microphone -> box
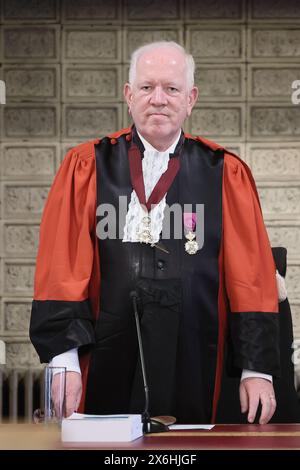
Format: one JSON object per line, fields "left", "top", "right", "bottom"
{"left": 130, "top": 290, "right": 170, "bottom": 433}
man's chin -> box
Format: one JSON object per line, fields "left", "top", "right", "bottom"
{"left": 148, "top": 119, "right": 171, "bottom": 130}
{"left": 147, "top": 125, "right": 171, "bottom": 139}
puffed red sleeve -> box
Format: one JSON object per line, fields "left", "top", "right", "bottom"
{"left": 222, "top": 153, "right": 280, "bottom": 376}
{"left": 30, "top": 144, "right": 98, "bottom": 363}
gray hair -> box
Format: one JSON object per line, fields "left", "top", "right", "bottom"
{"left": 128, "top": 41, "right": 195, "bottom": 90}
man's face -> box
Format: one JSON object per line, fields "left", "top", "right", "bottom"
{"left": 124, "top": 47, "right": 198, "bottom": 148}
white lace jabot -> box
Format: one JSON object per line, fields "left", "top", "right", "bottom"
{"left": 123, "top": 130, "right": 181, "bottom": 244}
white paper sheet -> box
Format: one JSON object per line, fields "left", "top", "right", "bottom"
{"left": 68, "top": 412, "right": 133, "bottom": 420}
{"left": 169, "top": 424, "right": 215, "bottom": 430}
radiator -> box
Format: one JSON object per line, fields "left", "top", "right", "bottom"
{"left": 0, "top": 368, "right": 44, "bottom": 422}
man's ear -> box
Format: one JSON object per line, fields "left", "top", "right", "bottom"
{"left": 124, "top": 83, "right": 133, "bottom": 108}
{"left": 187, "top": 86, "right": 199, "bottom": 117}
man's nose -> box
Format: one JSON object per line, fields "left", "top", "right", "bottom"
{"left": 150, "top": 86, "right": 167, "bottom": 105}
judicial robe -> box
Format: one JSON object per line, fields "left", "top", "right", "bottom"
{"left": 30, "top": 126, "right": 281, "bottom": 424}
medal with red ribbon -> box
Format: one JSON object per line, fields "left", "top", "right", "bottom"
{"left": 183, "top": 213, "right": 199, "bottom": 255}
{"left": 128, "top": 134, "right": 184, "bottom": 247}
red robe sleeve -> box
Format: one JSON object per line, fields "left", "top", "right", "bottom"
{"left": 30, "top": 142, "right": 99, "bottom": 363}
{"left": 222, "top": 153, "right": 280, "bottom": 376}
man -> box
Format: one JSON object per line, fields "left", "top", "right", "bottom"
{"left": 30, "top": 41, "right": 280, "bottom": 425}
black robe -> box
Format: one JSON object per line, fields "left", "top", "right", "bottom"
{"left": 30, "top": 126, "right": 297, "bottom": 424}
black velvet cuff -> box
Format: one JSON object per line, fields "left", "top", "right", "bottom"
{"left": 30, "top": 299, "right": 96, "bottom": 363}
{"left": 229, "top": 311, "right": 280, "bottom": 377}
{"left": 272, "top": 247, "right": 287, "bottom": 278}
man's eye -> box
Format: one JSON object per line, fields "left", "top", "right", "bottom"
{"left": 168, "top": 87, "right": 178, "bottom": 93}
{"left": 141, "top": 86, "right": 151, "bottom": 91}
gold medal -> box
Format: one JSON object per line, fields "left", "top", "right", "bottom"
{"left": 137, "top": 215, "right": 153, "bottom": 244}
{"left": 138, "top": 229, "right": 153, "bottom": 244}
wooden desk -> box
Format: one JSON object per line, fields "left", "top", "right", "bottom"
{"left": 1, "top": 423, "right": 300, "bottom": 450}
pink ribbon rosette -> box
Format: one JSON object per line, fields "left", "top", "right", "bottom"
{"left": 183, "top": 212, "right": 197, "bottom": 232}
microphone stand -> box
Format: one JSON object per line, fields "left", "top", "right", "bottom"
{"left": 130, "top": 291, "right": 169, "bottom": 434}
